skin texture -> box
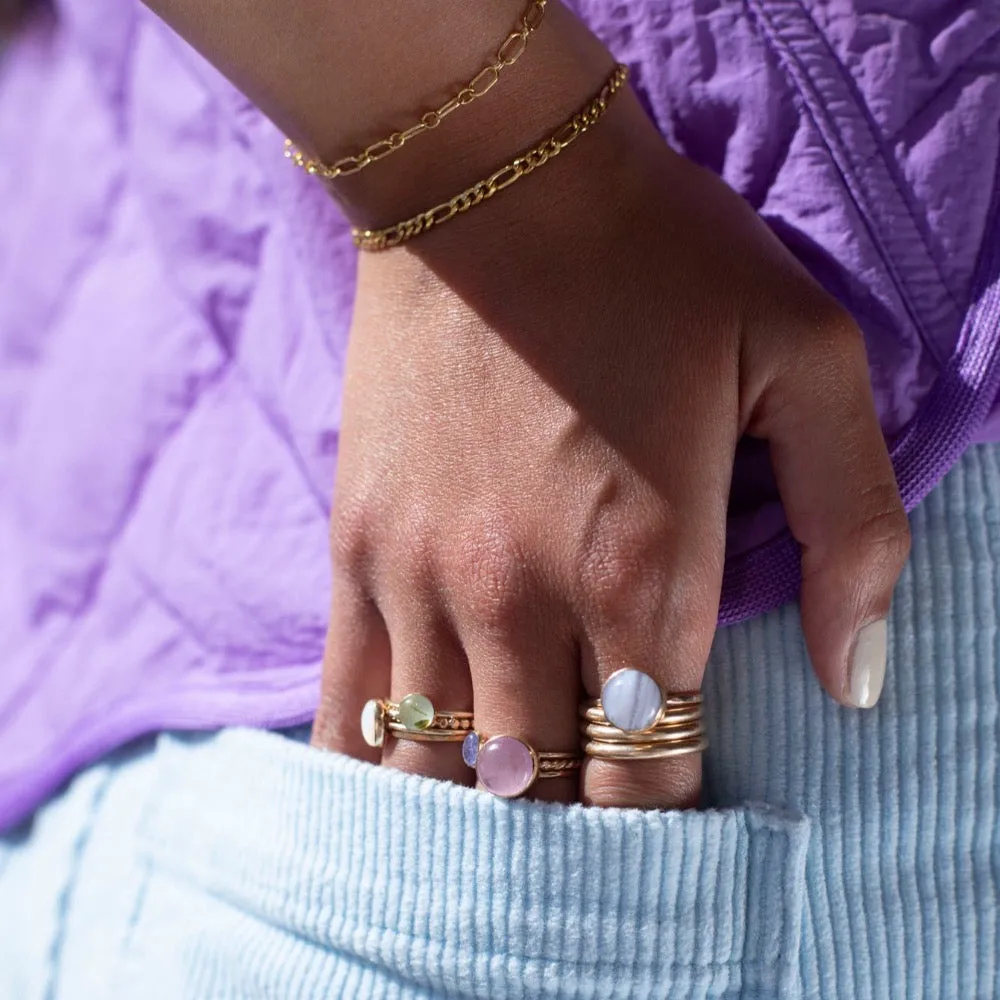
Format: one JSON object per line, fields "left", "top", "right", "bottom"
{"left": 310, "top": 84, "right": 911, "bottom": 810}
{"left": 142, "top": 0, "right": 911, "bottom": 809}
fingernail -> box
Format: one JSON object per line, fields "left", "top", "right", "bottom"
{"left": 845, "top": 618, "right": 888, "bottom": 708}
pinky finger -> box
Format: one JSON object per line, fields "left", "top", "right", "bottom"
{"left": 311, "top": 575, "right": 392, "bottom": 763}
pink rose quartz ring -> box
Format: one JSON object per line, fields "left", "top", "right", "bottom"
{"left": 463, "top": 732, "right": 580, "bottom": 799}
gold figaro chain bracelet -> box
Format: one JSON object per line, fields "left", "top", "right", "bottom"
{"left": 284, "top": 0, "right": 547, "bottom": 180}
{"left": 353, "top": 63, "right": 629, "bottom": 251}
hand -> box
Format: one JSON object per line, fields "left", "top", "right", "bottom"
{"left": 311, "top": 82, "right": 910, "bottom": 809}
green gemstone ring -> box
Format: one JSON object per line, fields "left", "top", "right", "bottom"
{"left": 360, "top": 695, "right": 474, "bottom": 746}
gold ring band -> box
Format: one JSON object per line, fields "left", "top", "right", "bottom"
{"left": 535, "top": 751, "right": 583, "bottom": 779}
{"left": 385, "top": 699, "right": 473, "bottom": 742}
{"left": 385, "top": 721, "right": 471, "bottom": 743}
{"left": 583, "top": 736, "right": 708, "bottom": 761}
{"left": 579, "top": 703, "right": 703, "bottom": 727}
{"left": 580, "top": 721, "right": 703, "bottom": 744}
{"left": 361, "top": 696, "right": 473, "bottom": 749}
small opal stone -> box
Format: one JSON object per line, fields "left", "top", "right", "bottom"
{"left": 601, "top": 669, "right": 663, "bottom": 732}
{"left": 462, "top": 731, "right": 480, "bottom": 768}
{"left": 476, "top": 736, "right": 536, "bottom": 798}
{"left": 398, "top": 693, "right": 435, "bottom": 731}
{"left": 360, "top": 699, "right": 385, "bottom": 748}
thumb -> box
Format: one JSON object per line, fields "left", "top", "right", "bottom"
{"left": 749, "top": 312, "right": 911, "bottom": 709}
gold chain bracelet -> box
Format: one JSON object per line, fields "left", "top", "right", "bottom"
{"left": 353, "top": 63, "right": 628, "bottom": 251}
{"left": 284, "top": 0, "right": 547, "bottom": 181}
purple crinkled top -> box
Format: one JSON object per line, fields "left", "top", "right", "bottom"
{"left": 0, "top": 0, "right": 999, "bottom": 829}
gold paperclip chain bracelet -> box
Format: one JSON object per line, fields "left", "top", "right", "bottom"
{"left": 284, "top": 0, "right": 547, "bottom": 180}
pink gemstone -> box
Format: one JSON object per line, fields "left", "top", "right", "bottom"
{"left": 476, "top": 736, "right": 536, "bottom": 798}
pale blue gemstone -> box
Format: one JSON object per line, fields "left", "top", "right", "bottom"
{"left": 462, "top": 731, "right": 480, "bottom": 768}
{"left": 601, "top": 669, "right": 662, "bottom": 732}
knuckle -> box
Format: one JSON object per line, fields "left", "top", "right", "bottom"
{"left": 819, "top": 302, "right": 865, "bottom": 344}
{"left": 847, "top": 490, "right": 912, "bottom": 574}
{"left": 818, "top": 311, "right": 871, "bottom": 375}
{"left": 784, "top": 297, "right": 868, "bottom": 378}
{"left": 578, "top": 526, "right": 664, "bottom": 622}
{"left": 449, "top": 517, "right": 531, "bottom": 632}
{"left": 799, "top": 293, "right": 863, "bottom": 346}
{"left": 329, "top": 496, "right": 373, "bottom": 576}
{"left": 389, "top": 504, "right": 436, "bottom": 566}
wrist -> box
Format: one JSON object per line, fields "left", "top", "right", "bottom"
{"left": 354, "top": 81, "right": 678, "bottom": 330}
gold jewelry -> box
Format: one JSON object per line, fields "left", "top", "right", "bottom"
{"left": 589, "top": 667, "right": 703, "bottom": 733}
{"left": 579, "top": 701, "right": 703, "bottom": 728}
{"left": 285, "top": 0, "right": 548, "bottom": 181}
{"left": 535, "top": 752, "right": 582, "bottom": 779}
{"left": 581, "top": 721, "right": 703, "bottom": 744}
{"left": 352, "top": 63, "right": 629, "bottom": 251}
{"left": 462, "top": 731, "right": 580, "bottom": 797}
{"left": 582, "top": 737, "right": 708, "bottom": 761}
{"left": 580, "top": 689, "right": 707, "bottom": 762}
{"left": 360, "top": 696, "right": 473, "bottom": 748}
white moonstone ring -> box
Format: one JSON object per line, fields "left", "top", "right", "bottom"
{"left": 599, "top": 668, "right": 665, "bottom": 732}
{"left": 580, "top": 671, "right": 706, "bottom": 761}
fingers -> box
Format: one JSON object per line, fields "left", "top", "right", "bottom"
{"left": 576, "top": 482, "right": 728, "bottom": 809}
{"left": 380, "top": 604, "right": 474, "bottom": 787}
{"left": 463, "top": 636, "right": 581, "bottom": 804}
{"left": 751, "top": 310, "right": 911, "bottom": 708}
{"left": 444, "top": 529, "right": 581, "bottom": 804}
{"left": 578, "top": 558, "right": 719, "bottom": 810}
{"left": 314, "top": 503, "right": 473, "bottom": 783}
{"left": 311, "top": 574, "right": 391, "bottom": 764}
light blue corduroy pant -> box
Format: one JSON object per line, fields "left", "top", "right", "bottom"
{"left": 1, "top": 445, "right": 998, "bottom": 1000}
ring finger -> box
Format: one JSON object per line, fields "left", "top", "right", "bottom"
{"left": 379, "top": 592, "right": 475, "bottom": 787}
{"left": 457, "top": 598, "right": 581, "bottom": 804}
{"left": 577, "top": 528, "right": 723, "bottom": 810}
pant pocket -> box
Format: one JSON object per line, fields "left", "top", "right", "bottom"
{"left": 125, "top": 729, "right": 811, "bottom": 1000}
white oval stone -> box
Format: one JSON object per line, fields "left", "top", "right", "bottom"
{"left": 360, "top": 699, "right": 385, "bottom": 748}
{"left": 601, "top": 669, "right": 663, "bottom": 732}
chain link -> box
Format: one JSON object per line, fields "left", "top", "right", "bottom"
{"left": 352, "top": 64, "right": 629, "bottom": 252}
{"left": 284, "top": 0, "right": 547, "bottom": 181}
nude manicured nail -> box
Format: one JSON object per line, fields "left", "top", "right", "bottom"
{"left": 845, "top": 619, "right": 888, "bottom": 708}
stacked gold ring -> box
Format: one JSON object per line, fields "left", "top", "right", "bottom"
{"left": 579, "top": 700, "right": 703, "bottom": 728}
{"left": 580, "top": 670, "right": 707, "bottom": 761}
{"left": 581, "top": 735, "right": 708, "bottom": 761}
{"left": 360, "top": 695, "right": 473, "bottom": 749}
{"left": 582, "top": 721, "right": 703, "bottom": 744}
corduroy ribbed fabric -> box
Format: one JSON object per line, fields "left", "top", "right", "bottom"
{"left": 0, "top": 734, "right": 810, "bottom": 1000}
{"left": 1, "top": 444, "right": 998, "bottom": 1000}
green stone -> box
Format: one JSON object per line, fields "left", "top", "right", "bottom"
{"left": 398, "top": 693, "right": 435, "bottom": 731}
